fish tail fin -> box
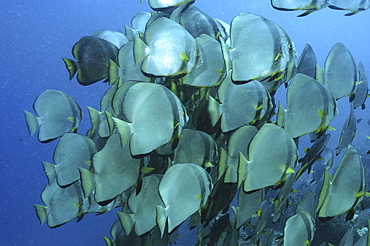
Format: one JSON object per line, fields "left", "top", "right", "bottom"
{"left": 133, "top": 35, "right": 147, "bottom": 65}
{"left": 34, "top": 204, "right": 48, "bottom": 225}
{"left": 108, "top": 59, "right": 120, "bottom": 85}
{"left": 232, "top": 206, "right": 245, "bottom": 229}
{"left": 23, "top": 110, "right": 40, "bottom": 137}
{"left": 156, "top": 205, "right": 168, "bottom": 237}
{"left": 225, "top": 165, "right": 237, "bottom": 185}
{"left": 41, "top": 161, "right": 56, "bottom": 185}
{"left": 208, "top": 95, "right": 221, "bottom": 127}
{"left": 316, "top": 170, "right": 331, "bottom": 214}
{"left": 112, "top": 117, "right": 132, "bottom": 148}
{"left": 277, "top": 101, "right": 285, "bottom": 127}
{"left": 105, "top": 111, "right": 115, "bottom": 136}
{"left": 317, "top": 109, "right": 328, "bottom": 133}
{"left": 315, "top": 64, "right": 325, "bottom": 83}
{"left": 62, "top": 57, "right": 78, "bottom": 80}
{"left": 79, "top": 167, "right": 96, "bottom": 198}
{"left": 103, "top": 236, "right": 113, "bottom": 246}
{"left": 217, "top": 147, "right": 228, "bottom": 180}
{"left": 117, "top": 211, "right": 135, "bottom": 236}
{"left": 237, "top": 152, "right": 248, "bottom": 188}
{"left": 219, "top": 36, "right": 231, "bottom": 72}
{"left": 124, "top": 25, "right": 134, "bottom": 40}
{"left": 87, "top": 106, "right": 101, "bottom": 135}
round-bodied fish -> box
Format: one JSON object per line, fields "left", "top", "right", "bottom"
{"left": 156, "top": 163, "right": 213, "bottom": 235}
{"left": 62, "top": 36, "right": 118, "bottom": 85}
{"left": 134, "top": 17, "right": 199, "bottom": 77}
{"left": 113, "top": 82, "right": 188, "bottom": 156}
{"left": 324, "top": 42, "right": 357, "bottom": 100}
{"left": 208, "top": 76, "right": 272, "bottom": 132}
{"left": 23, "top": 89, "right": 82, "bottom": 142}
{"left": 229, "top": 12, "right": 297, "bottom": 83}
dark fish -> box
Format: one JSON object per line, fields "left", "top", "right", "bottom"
{"left": 296, "top": 44, "right": 325, "bottom": 82}
{"left": 62, "top": 36, "right": 118, "bottom": 86}
{"left": 295, "top": 134, "right": 330, "bottom": 181}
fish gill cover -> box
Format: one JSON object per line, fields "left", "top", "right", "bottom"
{"left": 23, "top": 0, "right": 370, "bottom": 245}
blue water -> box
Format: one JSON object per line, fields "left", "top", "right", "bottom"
{"left": 1, "top": 1, "right": 369, "bottom": 245}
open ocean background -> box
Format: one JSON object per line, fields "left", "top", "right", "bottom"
{"left": 1, "top": 1, "right": 369, "bottom": 245}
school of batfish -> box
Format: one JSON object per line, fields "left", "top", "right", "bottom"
{"left": 24, "top": 0, "right": 370, "bottom": 245}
